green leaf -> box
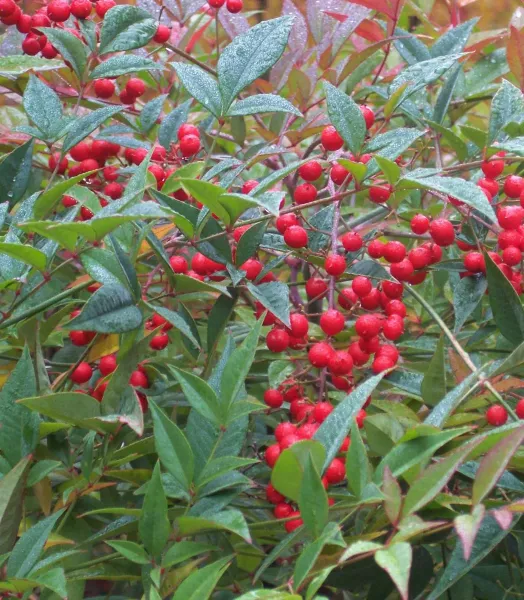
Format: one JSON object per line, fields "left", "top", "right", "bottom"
{"left": 139, "top": 95, "right": 166, "bottom": 134}
{"left": 107, "top": 540, "right": 150, "bottom": 565}
{"left": 420, "top": 336, "right": 446, "bottom": 407}
{"left": 171, "top": 63, "right": 222, "bottom": 117}
{"left": 324, "top": 82, "right": 366, "bottom": 154}
{"left": 67, "top": 283, "right": 142, "bottom": 334}
{"left": 308, "top": 204, "right": 334, "bottom": 252}
{"left": 271, "top": 440, "right": 326, "bottom": 502}
{"left": 146, "top": 304, "right": 200, "bottom": 348}
{"left": 27, "top": 460, "right": 61, "bottom": 487}
{"left": 298, "top": 454, "right": 328, "bottom": 537}
{"left": 484, "top": 252, "right": 524, "bottom": 346}
{"left": 179, "top": 179, "right": 231, "bottom": 224}
{"left": 314, "top": 373, "right": 385, "bottom": 470}
{"left": 383, "top": 467, "right": 402, "bottom": 525}
{"left": 0, "top": 347, "right": 39, "bottom": 467}
{"left": 170, "top": 367, "right": 222, "bottom": 425}
{"left": 431, "top": 19, "right": 477, "bottom": 57}
{"left": 453, "top": 275, "right": 487, "bottom": 332}
{"left": 492, "top": 339, "right": 524, "bottom": 376}
{"left": 81, "top": 247, "right": 133, "bottom": 290}
{"left": 99, "top": 5, "right": 156, "bottom": 54}
{"left": 237, "top": 592, "right": 301, "bottom": 600}
{"left": 346, "top": 421, "right": 371, "bottom": 498}
{"left": 149, "top": 399, "right": 194, "bottom": 492}
{"left": 400, "top": 170, "right": 496, "bottom": 221}
{"left": 375, "top": 543, "right": 412, "bottom": 600}
{"left": 33, "top": 170, "right": 99, "bottom": 219}
{"left": 374, "top": 155, "right": 401, "bottom": 185}
{"left": 217, "top": 16, "right": 293, "bottom": 109}
{"left": 33, "top": 567, "right": 67, "bottom": 598}
{"left": 227, "top": 94, "right": 302, "bottom": 117}
{"left": 22, "top": 75, "right": 63, "bottom": 139}
{"left": 221, "top": 316, "right": 263, "bottom": 416}
{"left": 393, "top": 27, "right": 431, "bottom": 64}
{"left": 293, "top": 522, "right": 341, "bottom": 590}
{"left": 246, "top": 281, "right": 290, "bottom": 327}
{"left": 426, "top": 514, "right": 517, "bottom": 600}
{"left": 162, "top": 541, "right": 217, "bottom": 568}
{"left": 63, "top": 105, "right": 123, "bottom": 153}
{"left": 389, "top": 54, "right": 462, "bottom": 106}
{"left": 139, "top": 462, "right": 170, "bottom": 558}
{"left": 90, "top": 55, "right": 163, "bottom": 79}
{"left": 454, "top": 504, "right": 485, "bottom": 562}
{"left": 433, "top": 64, "right": 462, "bottom": 124}
{"left": 402, "top": 443, "right": 477, "bottom": 517}
{"left": 7, "top": 509, "right": 64, "bottom": 578}
{"left": 172, "top": 557, "right": 231, "bottom": 600}
{"left": 178, "top": 510, "right": 250, "bottom": 542}
{"left": 364, "top": 128, "right": 424, "bottom": 175}
{"left": 427, "top": 120, "right": 468, "bottom": 162}
{"left": 0, "top": 243, "right": 45, "bottom": 271}
{"left": 472, "top": 427, "right": 524, "bottom": 505}
{"left": 0, "top": 55, "right": 65, "bottom": 75}
{"left": 235, "top": 221, "right": 267, "bottom": 266}
{"left": 196, "top": 456, "right": 257, "bottom": 488}
{"left": 207, "top": 293, "right": 237, "bottom": 355}
{"left": 488, "top": 79, "right": 524, "bottom": 144}
{"left": 0, "top": 457, "right": 31, "bottom": 554}
{"left": 0, "top": 139, "right": 34, "bottom": 207}
{"left": 38, "top": 28, "right": 88, "bottom": 79}
{"left": 158, "top": 99, "right": 191, "bottom": 150}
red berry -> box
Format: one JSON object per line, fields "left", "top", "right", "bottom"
{"left": 340, "top": 231, "right": 363, "bottom": 252}
{"left": 352, "top": 275, "right": 372, "bottom": 298}
{"left": 299, "top": 161, "right": 322, "bottom": 182}
{"left": 69, "top": 330, "right": 95, "bottom": 346}
{"left": 429, "top": 219, "right": 455, "bottom": 246}
{"left": 266, "top": 483, "right": 284, "bottom": 504}
{"left": 80, "top": 206, "right": 94, "bottom": 221}
{"left": 22, "top": 34, "right": 43, "bottom": 55}
{"left": 297, "top": 422, "right": 318, "bottom": 439}
{"left": 324, "top": 254, "right": 346, "bottom": 277}
{"left": 241, "top": 179, "right": 258, "bottom": 194}
{"left": 94, "top": 78, "right": 115, "bottom": 99}
{"left": 383, "top": 241, "right": 406, "bottom": 264}
{"left": 275, "top": 422, "right": 296, "bottom": 442}
{"left": 265, "top": 444, "right": 281, "bottom": 467}
{"left": 126, "top": 78, "right": 145, "bottom": 97}
{"left": 30, "top": 13, "right": 50, "bottom": 30}
{"left": 99, "top": 354, "right": 117, "bottom": 376}
{"left": 41, "top": 43, "right": 58, "bottom": 59}
{"left": 504, "top": 175, "right": 524, "bottom": 198}
{"left": 325, "top": 458, "right": 345, "bottom": 484}
{"left": 285, "top": 511, "right": 303, "bottom": 533}
{"left": 369, "top": 184, "right": 392, "bottom": 204}
{"left": 264, "top": 389, "right": 284, "bottom": 409}
{"left": 497, "top": 206, "right": 524, "bottom": 230}
{"left": 305, "top": 277, "right": 328, "bottom": 298}
{"left": 463, "top": 252, "right": 485, "bottom": 273}
{"left": 178, "top": 123, "right": 199, "bottom": 139}
{"left": 104, "top": 182, "right": 123, "bottom": 199}
{"left": 516, "top": 398, "right": 524, "bottom": 419}
{"left": 383, "top": 316, "right": 404, "bottom": 341}
{"left": 274, "top": 502, "right": 293, "bottom": 519}
{"left": 0, "top": 0, "right": 16, "bottom": 17}
{"left": 348, "top": 341, "right": 370, "bottom": 366}
{"left": 62, "top": 195, "right": 77, "bottom": 208}
{"left": 47, "top": 0, "right": 70, "bottom": 21}
{"left": 209, "top": 0, "right": 226, "bottom": 6}
{"left": 294, "top": 183, "right": 317, "bottom": 205}
{"left": 328, "top": 351, "right": 353, "bottom": 376}
{"left": 421, "top": 242, "right": 442, "bottom": 264}
{"left": 17, "top": 13, "right": 32, "bottom": 33}
{"left": 368, "top": 239, "right": 385, "bottom": 258}
{"left": 356, "top": 409, "right": 367, "bottom": 428}
{"left": 70, "top": 0, "right": 92, "bottom": 18}
{"left": 48, "top": 153, "right": 68, "bottom": 174}
{"left": 313, "top": 402, "right": 333, "bottom": 423}
{"left": 486, "top": 404, "right": 508, "bottom": 426}
{"left": 478, "top": 177, "right": 499, "bottom": 196}
{"left": 408, "top": 246, "right": 431, "bottom": 270}
{"left": 276, "top": 213, "right": 298, "bottom": 234}
{"left": 321, "top": 125, "right": 344, "bottom": 151}
{"left": 320, "top": 309, "right": 345, "bottom": 336}
{"left": 266, "top": 329, "right": 290, "bottom": 353}
{"left": 390, "top": 259, "right": 414, "bottom": 281}
{"left": 226, "top": 0, "right": 242, "bottom": 11}
{"left": 372, "top": 355, "right": 395, "bottom": 373}
{"left": 330, "top": 163, "right": 351, "bottom": 185}
{"left": 308, "top": 342, "right": 335, "bottom": 368}
{"left": 289, "top": 313, "right": 309, "bottom": 338}
{"left": 280, "top": 433, "right": 300, "bottom": 450}
{"left": 502, "top": 246, "right": 522, "bottom": 266}
{"left": 498, "top": 230, "right": 522, "bottom": 250}
{"left": 359, "top": 105, "right": 375, "bottom": 129}
{"left": 410, "top": 214, "right": 430, "bottom": 234}
{"left": 385, "top": 299, "right": 406, "bottom": 318}
{"left": 154, "top": 23, "right": 171, "bottom": 43}
{"left": 70, "top": 141, "right": 91, "bottom": 162}
{"left": 338, "top": 288, "right": 357, "bottom": 309}
{"left": 481, "top": 158, "right": 504, "bottom": 179}
{"left": 71, "top": 362, "right": 93, "bottom": 384}
{"left": 284, "top": 225, "right": 308, "bottom": 248}
{"left": 130, "top": 370, "right": 149, "bottom": 388}
{"left": 355, "top": 314, "right": 381, "bottom": 339}
{"left": 361, "top": 288, "right": 380, "bottom": 310}
{"left": 169, "top": 255, "right": 188, "bottom": 273}
{"left": 150, "top": 333, "right": 169, "bottom": 350}
{"left": 179, "top": 134, "right": 201, "bottom": 157}
{"left": 95, "top": 0, "right": 115, "bottom": 17}
{"left": 382, "top": 280, "right": 403, "bottom": 299}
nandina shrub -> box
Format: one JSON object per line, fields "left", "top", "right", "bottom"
{"left": 0, "top": 0, "right": 524, "bottom": 598}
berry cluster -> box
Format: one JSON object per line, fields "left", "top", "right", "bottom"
{"left": 208, "top": 0, "right": 243, "bottom": 13}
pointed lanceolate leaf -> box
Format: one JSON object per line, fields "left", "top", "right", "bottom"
{"left": 67, "top": 283, "right": 142, "bottom": 334}
{"left": 488, "top": 79, "right": 524, "bottom": 144}
{"left": 420, "top": 336, "right": 446, "bottom": 406}
{"left": 149, "top": 400, "right": 194, "bottom": 492}
{"left": 38, "top": 28, "right": 88, "bottom": 78}
{"left": 454, "top": 504, "right": 485, "bottom": 561}
{"left": 0, "top": 139, "right": 33, "bottom": 207}
{"left": 107, "top": 540, "right": 150, "bottom": 565}
{"left": 227, "top": 94, "right": 302, "bottom": 117}
{"left": 298, "top": 454, "right": 328, "bottom": 538}
{"left": 246, "top": 281, "right": 290, "bottom": 327}
{"left": 63, "top": 105, "right": 123, "bottom": 153}
{"left": 139, "top": 462, "right": 170, "bottom": 558}
{"left": 99, "top": 5, "right": 156, "bottom": 54}
{"left": 90, "top": 55, "right": 163, "bottom": 79}
{"left": 172, "top": 557, "right": 231, "bottom": 600}
{"left": 171, "top": 63, "right": 222, "bottom": 117}
{"left": 484, "top": 252, "right": 524, "bottom": 346}
{"left": 0, "top": 457, "right": 31, "bottom": 554}
{"left": 453, "top": 275, "right": 487, "bottom": 332}
{"left": 472, "top": 427, "right": 524, "bottom": 505}
{"left": 375, "top": 543, "right": 412, "bottom": 600}
{"left": 324, "top": 82, "right": 366, "bottom": 154}
{"left": 217, "top": 16, "right": 294, "bottom": 109}
{"left": 22, "top": 75, "right": 63, "bottom": 139}
{"left": 314, "top": 373, "right": 385, "bottom": 470}
{"left": 171, "top": 367, "right": 222, "bottom": 425}
{"left": 346, "top": 421, "right": 371, "bottom": 498}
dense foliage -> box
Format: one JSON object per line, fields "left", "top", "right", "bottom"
{"left": 1, "top": 0, "right": 524, "bottom": 598}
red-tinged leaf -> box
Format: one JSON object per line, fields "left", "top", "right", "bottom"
{"left": 491, "top": 508, "right": 513, "bottom": 530}
{"left": 185, "top": 17, "right": 214, "bottom": 54}
{"left": 454, "top": 504, "right": 485, "bottom": 561}
{"left": 507, "top": 25, "right": 524, "bottom": 91}
{"left": 322, "top": 10, "right": 348, "bottom": 23}
{"left": 343, "top": 0, "right": 393, "bottom": 18}
{"left": 375, "top": 543, "right": 412, "bottom": 600}
{"left": 355, "top": 19, "right": 386, "bottom": 42}
{"left": 383, "top": 467, "right": 402, "bottom": 525}
{"left": 472, "top": 427, "right": 524, "bottom": 505}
